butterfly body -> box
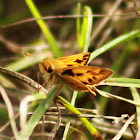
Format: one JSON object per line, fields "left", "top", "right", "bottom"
{"left": 39, "top": 52, "right": 113, "bottom": 95}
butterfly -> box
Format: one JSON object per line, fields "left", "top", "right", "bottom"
{"left": 39, "top": 52, "right": 113, "bottom": 95}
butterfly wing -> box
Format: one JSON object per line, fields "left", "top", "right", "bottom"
{"left": 56, "top": 66, "right": 113, "bottom": 95}
{"left": 56, "top": 52, "right": 90, "bottom": 67}
{"left": 57, "top": 66, "right": 113, "bottom": 86}
{"left": 55, "top": 72, "right": 97, "bottom": 95}
{"left": 39, "top": 52, "right": 90, "bottom": 74}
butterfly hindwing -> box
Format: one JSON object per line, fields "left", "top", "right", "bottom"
{"left": 58, "top": 66, "right": 113, "bottom": 86}
{"left": 56, "top": 72, "right": 96, "bottom": 95}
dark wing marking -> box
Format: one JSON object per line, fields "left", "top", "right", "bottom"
{"left": 74, "top": 59, "right": 83, "bottom": 64}
{"left": 61, "top": 69, "right": 75, "bottom": 76}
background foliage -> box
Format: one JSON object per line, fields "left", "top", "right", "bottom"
{"left": 0, "top": 0, "right": 140, "bottom": 139}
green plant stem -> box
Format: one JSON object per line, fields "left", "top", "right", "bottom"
{"left": 25, "top": 0, "right": 62, "bottom": 58}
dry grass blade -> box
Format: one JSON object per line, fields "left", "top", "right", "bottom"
{"left": 112, "top": 114, "right": 135, "bottom": 140}
{"left": 0, "top": 67, "right": 48, "bottom": 95}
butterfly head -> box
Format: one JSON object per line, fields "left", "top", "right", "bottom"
{"left": 39, "top": 59, "right": 54, "bottom": 74}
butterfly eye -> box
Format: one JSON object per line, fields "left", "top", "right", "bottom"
{"left": 47, "top": 66, "right": 53, "bottom": 73}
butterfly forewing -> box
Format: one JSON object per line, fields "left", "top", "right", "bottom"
{"left": 56, "top": 52, "right": 90, "bottom": 67}
{"left": 39, "top": 52, "right": 90, "bottom": 74}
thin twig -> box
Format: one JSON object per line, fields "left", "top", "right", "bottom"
{"left": 1, "top": 13, "right": 135, "bottom": 29}
{"left": 0, "top": 67, "right": 48, "bottom": 95}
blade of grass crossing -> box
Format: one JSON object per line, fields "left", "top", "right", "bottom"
{"left": 25, "top": 0, "right": 62, "bottom": 58}
{"left": 130, "top": 87, "right": 140, "bottom": 139}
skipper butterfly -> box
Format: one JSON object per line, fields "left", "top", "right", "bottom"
{"left": 39, "top": 52, "right": 113, "bottom": 95}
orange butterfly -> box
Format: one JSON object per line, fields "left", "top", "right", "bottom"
{"left": 39, "top": 52, "right": 113, "bottom": 95}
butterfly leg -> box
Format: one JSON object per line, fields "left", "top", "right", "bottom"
{"left": 42, "top": 75, "right": 51, "bottom": 87}
{"left": 37, "top": 72, "right": 47, "bottom": 91}
{"left": 47, "top": 75, "right": 56, "bottom": 93}
{"left": 38, "top": 75, "right": 51, "bottom": 92}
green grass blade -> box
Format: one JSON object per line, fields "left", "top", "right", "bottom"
{"left": 18, "top": 86, "right": 57, "bottom": 139}
{"left": 25, "top": 0, "right": 62, "bottom": 58}
{"left": 130, "top": 87, "right": 140, "bottom": 139}
{"left": 76, "top": 3, "right": 81, "bottom": 41}
{"left": 89, "top": 30, "right": 140, "bottom": 62}
{"left": 106, "top": 78, "right": 140, "bottom": 88}
{"left": 83, "top": 6, "right": 93, "bottom": 52}
{"left": 5, "top": 52, "right": 49, "bottom": 72}
{"left": 77, "top": 6, "right": 93, "bottom": 52}
{"left": 0, "top": 85, "right": 19, "bottom": 139}
{"left": 19, "top": 91, "right": 47, "bottom": 130}
{"left": 58, "top": 96, "right": 103, "bottom": 140}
